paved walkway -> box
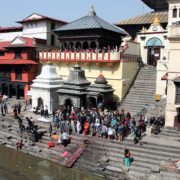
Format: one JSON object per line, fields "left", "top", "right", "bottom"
{"left": 1, "top": 98, "right": 53, "bottom": 123}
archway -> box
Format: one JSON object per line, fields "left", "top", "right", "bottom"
{"left": 68, "top": 42, "right": 74, "bottom": 50}
{"left": 97, "top": 95, "right": 103, "bottom": 109}
{"left": 38, "top": 97, "right": 43, "bottom": 107}
{"left": 16, "top": 84, "right": 24, "bottom": 99}
{"left": 75, "top": 42, "right": 81, "bottom": 50}
{"left": 63, "top": 42, "right": 68, "bottom": 50}
{"left": 82, "top": 41, "right": 89, "bottom": 50}
{"left": 146, "top": 37, "right": 163, "bottom": 66}
{"left": 64, "top": 98, "right": 72, "bottom": 108}
{"left": 9, "top": 84, "right": 16, "bottom": 98}
{"left": 87, "top": 97, "right": 96, "bottom": 109}
{"left": 90, "top": 41, "right": 97, "bottom": 49}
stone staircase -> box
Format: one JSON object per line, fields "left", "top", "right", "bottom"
{"left": 120, "top": 66, "right": 157, "bottom": 116}
{"left": 1, "top": 114, "right": 180, "bottom": 180}
{"left": 0, "top": 115, "right": 86, "bottom": 168}
{"left": 73, "top": 134, "right": 180, "bottom": 180}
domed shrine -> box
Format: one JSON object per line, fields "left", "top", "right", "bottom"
{"left": 57, "top": 65, "right": 114, "bottom": 109}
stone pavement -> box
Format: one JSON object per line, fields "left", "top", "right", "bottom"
{"left": 2, "top": 97, "right": 53, "bottom": 123}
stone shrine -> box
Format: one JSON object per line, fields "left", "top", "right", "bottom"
{"left": 57, "top": 64, "right": 91, "bottom": 108}
{"left": 28, "top": 63, "right": 63, "bottom": 113}
{"left": 87, "top": 74, "right": 114, "bottom": 109}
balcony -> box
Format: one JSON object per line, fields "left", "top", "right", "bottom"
{"left": 39, "top": 50, "right": 122, "bottom": 63}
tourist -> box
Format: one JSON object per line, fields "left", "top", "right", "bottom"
{"left": 108, "top": 126, "right": 114, "bottom": 140}
{"left": 53, "top": 115, "right": 60, "bottom": 129}
{"left": 40, "top": 105, "right": 44, "bottom": 116}
{"left": 62, "top": 131, "right": 70, "bottom": 147}
{"left": 16, "top": 140, "right": 23, "bottom": 151}
{"left": 83, "top": 120, "right": 89, "bottom": 135}
{"left": 57, "top": 133, "right": 62, "bottom": 145}
{"left": 76, "top": 121, "right": 81, "bottom": 134}
{"left": 44, "top": 105, "right": 48, "bottom": 118}
{"left": 26, "top": 117, "right": 34, "bottom": 131}
{"left": 13, "top": 106, "right": 18, "bottom": 119}
{"left": 17, "top": 102, "right": 22, "bottom": 114}
{"left": 49, "top": 122, "right": 52, "bottom": 137}
{"left": 101, "top": 124, "right": 108, "bottom": 138}
{"left": 123, "top": 149, "right": 133, "bottom": 167}
{"left": 1, "top": 103, "right": 4, "bottom": 116}
{"left": 118, "top": 123, "right": 125, "bottom": 141}
{"left": 3, "top": 103, "right": 8, "bottom": 115}
{"left": 2, "top": 94, "right": 8, "bottom": 102}
{"left": 17, "top": 116, "right": 25, "bottom": 133}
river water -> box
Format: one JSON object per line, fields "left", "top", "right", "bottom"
{"left": 0, "top": 145, "right": 103, "bottom": 180}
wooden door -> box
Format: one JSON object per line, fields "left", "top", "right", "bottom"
{"left": 147, "top": 47, "right": 160, "bottom": 66}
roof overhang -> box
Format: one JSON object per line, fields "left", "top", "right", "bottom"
{"left": 161, "top": 73, "right": 168, "bottom": 80}
{"left": 141, "top": 0, "right": 168, "bottom": 11}
{"left": 173, "top": 76, "right": 180, "bottom": 83}
{"left": 0, "top": 60, "right": 38, "bottom": 65}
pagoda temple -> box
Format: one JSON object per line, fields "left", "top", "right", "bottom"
{"left": 39, "top": 7, "right": 141, "bottom": 105}
{"left": 54, "top": 6, "right": 127, "bottom": 51}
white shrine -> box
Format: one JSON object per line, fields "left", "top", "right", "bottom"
{"left": 29, "top": 63, "right": 63, "bottom": 113}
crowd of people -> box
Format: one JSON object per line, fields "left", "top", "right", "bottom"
{"left": 0, "top": 95, "right": 165, "bottom": 168}
{"left": 50, "top": 106, "right": 155, "bottom": 145}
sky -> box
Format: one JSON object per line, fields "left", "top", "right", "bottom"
{"left": 0, "top": 0, "right": 152, "bottom": 27}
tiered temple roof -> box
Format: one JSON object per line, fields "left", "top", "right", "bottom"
{"left": 55, "top": 6, "right": 127, "bottom": 35}
{"left": 31, "top": 63, "right": 63, "bottom": 89}
{"left": 87, "top": 74, "right": 114, "bottom": 95}
{"left": 57, "top": 64, "right": 91, "bottom": 95}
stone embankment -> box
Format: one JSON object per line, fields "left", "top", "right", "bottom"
{"left": 0, "top": 113, "right": 180, "bottom": 180}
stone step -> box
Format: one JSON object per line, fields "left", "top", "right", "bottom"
{"left": 130, "top": 88, "right": 156, "bottom": 91}
{"left": 122, "top": 98, "right": 155, "bottom": 103}
{"left": 160, "top": 170, "right": 180, "bottom": 180}
{"left": 78, "top": 135, "right": 180, "bottom": 156}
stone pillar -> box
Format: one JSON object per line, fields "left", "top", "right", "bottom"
{"left": 8, "top": 85, "right": 11, "bottom": 98}
{"left": 16, "top": 85, "right": 19, "bottom": 99}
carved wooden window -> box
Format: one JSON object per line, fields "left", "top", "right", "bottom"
{"left": 14, "top": 49, "right": 22, "bottom": 59}
{"left": 15, "top": 68, "right": 22, "bottom": 80}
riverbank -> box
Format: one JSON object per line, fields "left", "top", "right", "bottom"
{"left": 0, "top": 111, "right": 180, "bottom": 180}
{"left": 0, "top": 145, "right": 103, "bottom": 180}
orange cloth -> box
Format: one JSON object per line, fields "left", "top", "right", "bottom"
{"left": 51, "top": 135, "right": 59, "bottom": 140}
{"left": 84, "top": 121, "right": 89, "bottom": 130}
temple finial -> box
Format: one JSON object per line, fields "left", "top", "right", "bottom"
{"left": 153, "top": 14, "right": 160, "bottom": 25}
{"left": 88, "top": 5, "right": 96, "bottom": 16}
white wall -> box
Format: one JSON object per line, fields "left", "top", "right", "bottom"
{"left": 22, "top": 21, "right": 47, "bottom": 39}
{"left": 168, "top": 0, "right": 180, "bottom": 27}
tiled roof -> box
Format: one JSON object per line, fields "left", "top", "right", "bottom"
{"left": 17, "top": 13, "right": 67, "bottom": 24}
{"left": 0, "top": 26, "right": 22, "bottom": 32}
{"left": 0, "top": 41, "right": 10, "bottom": 51}
{"left": 55, "top": 7, "right": 127, "bottom": 35}
{"left": 116, "top": 11, "right": 168, "bottom": 25}
{"left": 6, "top": 36, "right": 36, "bottom": 48}
{"left": 0, "top": 59, "right": 38, "bottom": 65}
